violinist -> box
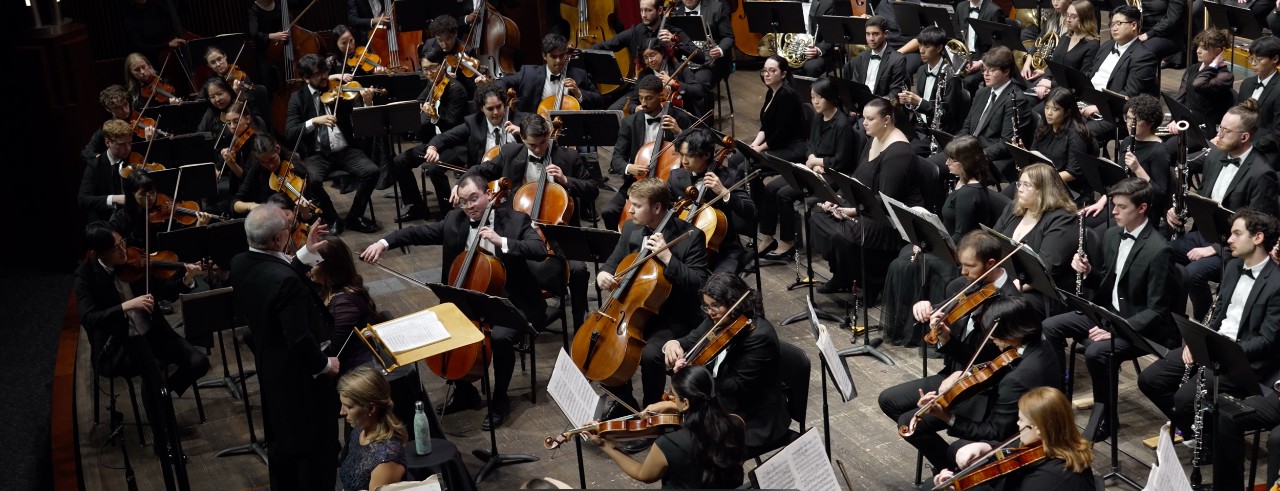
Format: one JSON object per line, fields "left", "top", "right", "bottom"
{"left": 195, "top": 77, "right": 238, "bottom": 134}
{"left": 661, "top": 273, "right": 788, "bottom": 454}
{"left": 932, "top": 387, "right": 1096, "bottom": 490}
{"left": 360, "top": 174, "right": 548, "bottom": 430}
{"left": 669, "top": 0, "right": 735, "bottom": 91}
{"left": 667, "top": 128, "right": 755, "bottom": 274}
{"left": 494, "top": 33, "right": 603, "bottom": 114}
{"left": 589, "top": 0, "right": 690, "bottom": 79}
{"left": 420, "top": 15, "right": 484, "bottom": 89}
{"left": 78, "top": 119, "right": 135, "bottom": 223}
{"left": 124, "top": 53, "right": 183, "bottom": 109}
{"left": 111, "top": 171, "right": 214, "bottom": 249}
{"left": 233, "top": 133, "right": 335, "bottom": 222}
{"left": 587, "top": 365, "right": 746, "bottom": 488}
{"left": 414, "top": 46, "right": 469, "bottom": 142}
{"left": 333, "top": 25, "right": 389, "bottom": 75}
{"left": 602, "top": 75, "right": 687, "bottom": 231}
{"left": 906, "top": 296, "right": 1061, "bottom": 472}
{"left": 284, "top": 54, "right": 381, "bottom": 234}
{"left": 83, "top": 85, "right": 145, "bottom": 166}
{"left": 213, "top": 104, "right": 263, "bottom": 213}
{"left": 880, "top": 231, "right": 1018, "bottom": 429}
{"left": 203, "top": 45, "right": 271, "bottom": 118}
{"left": 596, "top": 178, "right": 710, "bottom": 434}
{"left": 610, "top": 38, "right": 706, "bottom": 115}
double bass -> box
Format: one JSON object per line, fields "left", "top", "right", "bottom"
{"left": 466, "top": 1, "right": 521, "bottom": 77}
{"left": 266, "top": 0, "right": 323, "bottom": 136}
{"left": 563, "top": 0, "right": 630, "bottom": 96}
{"left": 425, "top": 179, "right": 512, "bottom": 381}
{"left": 365, "top": 0, "right": 421, "bottom": 73}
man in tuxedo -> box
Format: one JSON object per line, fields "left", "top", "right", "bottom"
{"left": 231, "top": 204, "right": 340, "bottom": 490}
{"left": 879, "top": 231, "right": 1021, "bottom": 437}
{"left": 495, "top": 33, "right": 602, "bottom": 114}
{"left": 898, "top": 26, "right": 972, "bottom": 155}
{"left": 590, "top": 0, "right": 690, "bottom": 75}
{"left": 79, "top": 119, "right": 133, "bottom": 223}
{"left": 383, "top": 47, "right": 469, "bottom": 223}
{"left": 672, "top": 0, "right": 735, "bottom": 91}
{"left": 1238, "top": 35, "right": 1280, "bottom": 167}
{"left": 843, "top": 16, "right": 909, "bottom": 101}
{"left": 908, "top": 296, "right": 1061, "bottom": 470}
{"left": 1041, "top": 178, "right": 1179, "bottom": 440}
{"left": 361, "top": 174, "right": 548, "bottom": 429}
{"left": 1168, "top": 100, "right": 1280, "bottom": 320}
{"left": 665, "top": 128, "right": 754, "bottom": 274}
{"left": 954, "top": 0, "right": 1007, "bottom": 94}
{"left": 1081, "top": 5, "right": 1157, "bottom": 143}
{"left": 1138, "top": 208, "right": 1280, "bottom": 451}
{"left": 796, "top": 0, "right": 841, "bottom": 77}
{"left": 82, "top": 85, "right": 143, "bottom": 166}
{"left": 595, "top": 178, "right": 710, "bottom": 450}
{"left": 284, "top": 54, "right": 380, "bottom": 234}
{"left": 943, "top": 46, "right": 1030, "bottom": 181}
{"left": 603, "top": 75, "right": 687, "bottom": 230}
{"left": 418, "top": 15, "right": 483, "bottom": 92}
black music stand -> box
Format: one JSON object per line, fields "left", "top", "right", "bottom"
{"left": 354, "top": 73, "right": 427, "bottom": 104}
{"left": 917, "top": 4, "right": 960, "bottom": 40}
{"left": 1175, "top": 315, "right": 1262, "bottom": 396}
{"left": 540, "top": 224, "right": 621, "bottom": 313}
{"left": 156, "top": 218, "right": 248, "bottom": 271}
{"left": 981, "top": 226, "right": 1062, "bottom": 304}
{"left": 968, "top": 18, "right": 1025, "bottom": 54}
{"left": 930, "top": 129, "right": 957, "bottom": 150}
{"left": 744, "top": 1, "right": 807, "bottom": 35}
{"left": 393, "top": 0, "right": 431, "bottom": 33}
{"left": 1006, "top": 144, "right": 1053, "bottom": 173}
{"left": 353, "top": 100, "right": 421, "bottom": 232}
{"left": 423, "top": 283, "right": 539, "bottom": 484}
{"left": 666, "top": 15, "right": 711, "bottom": 43}
{"left": 546, "top": 110, "right": 624, "bottom": 147}
{"left": 826, "top": 170, "right": 895, "bottom": 366}
{"left": 569, "top": 49, "right": 626, "bottom": 88}
{"left": 134, "top": 132, "right": 216, "bottom": 167}
{"left": 806, "top": 294, "right": 858, "bottom": 454}
{"left": 1073, "top": 151, "right": 1127, "bottom": 228}
{"left": 1205, "top": 1, "right": 1263, "bottom": 42}
{"left": 1049, "top": 60, "right": 1124, "bottom": 122}
{"left": 891, "top": 2, "right": 925, "bottom": 37}
{"left": 817, "top": 14, "right": 868, "bottom": 47}
{"left": 826, "top": 75, "right": 881, "bottom": 116}
{"left": 1185, "top": 194, "right": 1234, "bottom": 244}
{"left": 882, "top": 194, "right": 955, "bottom": 373}
{"left": 149, "top": 101, "right": 209, "bottom": 136}
{"left": 1161, "top": 92, "right": 1212, "bottom": 149}
{"left": 146, "top": 163, "right": 217, "bottom": 202}
{"left": 1059, "top": 290, "right": 1166, "bottom": 490}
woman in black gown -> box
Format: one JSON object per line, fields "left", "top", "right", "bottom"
{"left": 993, "top": 163, "right": 1078, "bottom": 315}
{"left": 809, "top": 98, "right": 921, "bottom": 294}
{"left": 1030, "top": 88, "right": 1096, "bottom": 205}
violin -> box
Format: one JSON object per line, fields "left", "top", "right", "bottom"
{"left": 149, "top": 193, "right": 222, "bottom": 227}
{"left": 269, "top": 158, "right": 323, "bottom": 217}
{"left": 923, "top": 283, "right": 999, "bottom": 345}
{"left": 141, "top": 78, "right": 179, "bottom": 104}
{"left": 544, "top": 412, "right": 682, "bottom": 450}
{"left": 225, "top": 64, "right": 254, "bottom": 90}
{"left": 934, "top": 439, "right": 1046, "bottom": 491}
{"left": 346, "top": 46, "right": 386, "bottom": 73}
{"left": 681, "top": 290, "right": 754, "bottom": 368}
{"left": 223, "top": 125, "right": 256, "bottom": 168}
{"left": 444, "top": 49, "right": 483, "bottom": 79}
{"left": 512, "top": 117, "right": 575, "bottom": 225}
{"left": 321, "top": 80, "right": 387, "bottom": 105}
{"left": 129, "top": 111, "right": 168, "bottom": 139}
{"left": 122, "top": 152, "right": 166, "bottom": 179}
{"left": 899, "top": 349, "right": 1021, "bottom": 437}
{"left": 117, "top": 246, "right": 188, "bottom": 284}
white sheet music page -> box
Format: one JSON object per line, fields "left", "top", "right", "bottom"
{"left": 754, "top": 428, "right": 841, "bottom": 491}
{"left": 816, "top": 322, "right": 855, "bottom": 401}
{"left": 373, "top": 309, "right": 450, "bottom": 354}
{"left": 1142, "top": 423, "right": 1191, "bottom": 491}
{"left": 548, "top": 348, "right": 599, "bottom": 427}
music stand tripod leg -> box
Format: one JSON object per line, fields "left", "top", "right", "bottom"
{"left": 782, "top": 201, "right": 847, "bottom": 326}
{"left": 472, "top": 340, "right": 537, "bottom": 484}
{"left": 836, "top": 212, "right": 893, "bottom": 366}
{"left": 1099, "top": 331, "right": 1141, "bottom": 490}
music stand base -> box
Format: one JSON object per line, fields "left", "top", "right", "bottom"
{"left": 195, "top": 371, "right": 255, "bottom": 400}
{"left": 214, "top": 441, "right": 268, "bottom": 466}
{"left": 471, "top": 449, "right": 538, "bottom": 484}
{"left": 782, "top": 308, "right": 845, "bottom": 327}
{"left": 1101, "top": 470, "right": 1141, "bottom": 490}
{"left": 837, "top": 343, "right": 894, "bottom": 366}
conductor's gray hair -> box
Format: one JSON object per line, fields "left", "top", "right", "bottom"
{"left": 245, "top": 203, "right": 287, "bottom": 249}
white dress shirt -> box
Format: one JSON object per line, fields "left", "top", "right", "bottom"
{"left": 1220, "top": 258, "right": 1267, "bottom": 341}
{"left": 1251, "top": 73, "right": 1274, "bottom": 102}
{"left": 1210, "top": 146, "right": 1252, "bottom": 203}
{"left": 966, "top": 2, "right": 980, "bottom": 51}
{"left": 303, "top": 85, "right": 349, "bottom": 153}
{"left": 865, "top": 46, "right": 886, "bottom": 90}
{"left": 1112, "top": 219, "right": 1146, "bottom": 312}
{"left": 485, "top": 119, "right": 507, "bottom": 154}
{"left": 543, "top": 68, "right": 568, "bottom": 101}
{"left": 1090, "top": 39, "right": 1135, "bottom": 92}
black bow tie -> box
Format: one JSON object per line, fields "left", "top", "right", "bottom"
{"left": 869, "top": 54, "right": 882, "bottom": 61}
{"left": 925, "top": 71, "right": 937, "bottom": 78}
{"left": 647, "top": 116, "right": 661, "bottom": 125}
{"left": 1120, "top": 232, "right": 1137, "bottom": 241}
{"left": 1222, "top": 157, "right": 1241, "bottom": 167}
{"left": 528, "top": 155, "right": 544, "bottom": 164}
{"left": 469, "top": 220, "right": 481, "bottom": 229}
{"left": 1111, "top": 47, "right": 1121, "bottom": 56}
{"left": 550, "top": 73, "right": 562, "bottom": 82}
{"left": 1241, "top": 266, "right": 1256, "bottom": 279}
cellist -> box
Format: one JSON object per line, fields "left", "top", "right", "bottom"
{"left": 596, "top": 178, "right": 710, "bottom": 452}
{"left": 660, "top": 273, "right": 788, "bottom": 455}
{"left": 602, "top": 75, "right": 687, "bottom": 231}
{"left": 667, "top": 128, "right": 754, "bottom": 274}
{"left": 898, "top": 296, "right": 1060, "bottom": 472}
{"left": 493, "top": 33, "right": 603, "bottom": 114}
{"left": 360, "top": 173, "right": 548, "bottom": 430}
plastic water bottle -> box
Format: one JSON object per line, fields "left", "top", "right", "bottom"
{"left": 413, "top": 401, "right": 432, "bottom": 455}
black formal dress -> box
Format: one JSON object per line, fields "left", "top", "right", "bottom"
{"left": 1238, "top": 74, "right": 1280, "bottom": 166}
{"left": 1032, "top": 127, "right": 1095, "bottom": 204}
{"left": 493, "top": 64, "right": 603, "bottom": 114}
{"left": 653, "top": 428, "right": 744, "bottom": 488}
{"left": 230, "top": 249, "right": 338, "bottom": 490}
{"left": 746, "top": 83, "right": 808, "bottom": 238}
{"left": 284, "top": 84, "right": 379, "bottom": 227}
{"left": 942, "top": 444, "right": 1099, "bottom": 490}
{"left": 992, "top": 205, "right": 1077, "bottom": 314}
{"left": 759, "top": 110, "right": 861, "bottom": 247}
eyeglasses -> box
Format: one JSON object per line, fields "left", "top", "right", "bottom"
{"left": 459, "top": 194, "right": 485, "bottom": 206}
{"left": 700, "top": 303, "right": 725, "bottom": 313}
{"left": 1219, "top": 126, "right": 1245, "bottom": 135}
{"left": 1015, "top": 181, "right": 1035, "bottom": 189}
{"left": 1109, "top": 20, "right": 1135, "bottom": 27}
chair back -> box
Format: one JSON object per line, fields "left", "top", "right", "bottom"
{"left": 915, "top": 156, "right": 943, "bottom": 214}
{"left": 777, "top": 341, "right": 811, "bottom": 428}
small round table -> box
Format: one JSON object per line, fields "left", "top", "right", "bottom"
{"left": 404, "top": 438, "right": 476, "bottom": 491}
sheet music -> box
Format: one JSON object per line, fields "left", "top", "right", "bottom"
{"left": 548, "top": 349, "right": 600, "bottom": 427}
{"left": 1142, "top": 423, "right": 1192, "bottom": 491}
{"left": 815, "top": 322, "right": 855, "bottom": 401}
{"left": 754, "top": 428, "right": 841, "bottom": 491}
{"left": 373, "top": 309, "right": 450, "bottom": 353}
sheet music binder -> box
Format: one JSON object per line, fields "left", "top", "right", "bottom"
{"left": 356, "top": 302, "right": 485, "bottom": 374}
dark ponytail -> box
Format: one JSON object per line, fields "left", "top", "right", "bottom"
{"left": 671, "top": 366, "right": 746, "bottom": 486}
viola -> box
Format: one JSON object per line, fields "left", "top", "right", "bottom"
{"left": 321, "top": 80, "right": 386, "bottom": 105}
{"left": 899, "top": 349, "right": 1021, "bottom": 437}
{"left": 682, "top": 291, "right": 754, "bottom": 368}
{"left": 544, "top": 412, "right": 682, "bottom": 450}
{"left": 443, "top": 48, "right": 483, "bottom": 79}
{"left": 937, "top": 439, "right": 1046, "bottom": 491}
{"left": 149, "top": 193, "right": 222, "bottom": 227}
{"left": 512, "top": 117, "right": 575, "bottom": 226}
{"left": 129, "top": 112, "right": 168, "bottom": 139}
{"left": 924, "top": 283, "right": 999, "bottom": 345}
{"left": 117, "top": 247, "right": 188, "bottom": 284}
{"left": 224, "top": 64, "right": 255, "bottom": 90}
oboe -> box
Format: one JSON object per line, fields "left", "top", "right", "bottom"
{"left": 1076, "top": 214, "right": 1085, "bottom": 296}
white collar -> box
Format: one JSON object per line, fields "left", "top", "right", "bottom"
{"left": 249, "top": 246, "right": 293, "bottom": 264}
{"left": 1243, "top": 257, "right": 1269, "bottom": 275}
{"left": 988, "top": 80, "right": 1011, "bottom": 97}
{"left": 1230, "top": 146, "right": 1253, "bottom": 164}
{"left": 989, "top": 269, "right": 1008, "bottom": 289}
{"left": 926, "top": 60, "right": 942, "bottom": 74}
{"left": 1114, "top": 38, "right": 1136, "bottom": 55}
{"left": 1257, "top": 72, "right": 1275, "bottom": 87}
{"left": 1124, "top": 219, "right": 1148, "bottom": 238}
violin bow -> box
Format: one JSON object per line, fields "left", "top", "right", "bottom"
{"left": 690, "top": 169, "right": 762, "bottom": 216}
{"left": 609, "top": 230, "right": 694, "bottom": 281}
{"left": 684, "top": 290, "right": 752, "bottom": 365}
{"left": 598, "top": 387, "right": 643, "bottom": 417}
{"left": 932, "top": 246, "right": 1019, "bottom": 323}
{"left": 166, "top": 167, "right": 184, "bottom": 232}
{"left": 930, "top": 433, "right": 1023, "bottom": 491}
{"left": 132, "top": 91, "right": 157, "bottom": 135}
{"left": 286, "top": 0, "right": 322, "bottom": 30}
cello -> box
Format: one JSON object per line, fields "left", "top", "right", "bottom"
{"left": 677, "top": 135, "right": 741, "bottom": 252}
{"left": 512, "top": 118, "right": 575, "bottom": 225}
{"left": 424, "top": 179, "right": 513, "bottom": 381}
{"left": 266, "top": 0, "right": 323, "bottom": 136}
{"left": 481, "top": 88, "right": 520, "bottom": 163}
{"left": 537, "top": 52, "right": 584, "bottom": 119}
{"left": 572, "top": 199, "right": 697, "bottom": 385}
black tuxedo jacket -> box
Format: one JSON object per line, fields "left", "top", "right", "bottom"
{"left": 1084, "top": 40, "right": 1158, "bottom": 97}
{"left": 610, "top": 109, "right": 690, "bottom": 176}
{"left": 79, "top": 152, "right": 126, "bottom": 223}
{"left": 950, "top": 338, "right": 1061, "bottom": 441}
{"left": 381, "top": 207, "right": 549, "bottom": 324}
{"left": 844, "top": 48, "right": 909, "bottom": 98}
{"left": 912, "top": 62, "right": 971, "bottom": 134}
{"left": 589, "top": 22, "right": 690, "bottom": 67}
{"left": 1237, "top": 76, "right": 1280, "bottom": 162}
{"left": 1208, "top": 257, "right": 1280, "bottom": 382}
{"left": 1140, "top": 0, "right": 1187, "bottom": 40}
{"left": 469, "top": 142, "right": 599, "bottom": 225}
{"left": 75, "top": 259, "right": 190, "bottom": 376}
{"left": 346, "top": 0, "right": 389, "bottom": 40}
{"left": 230, "top": 250, "right": 336, "bottom": 453}
{"left": 674, "top": 0, "right": 734, "bottom": 73}
{"left": 285, "top": 85, "right": 360, "bottom": 157}
{"left": 959, "top": 84, "right": 1032, "bottom": 162}
{"left": 677, "top": 316, "right": 789, "bottom": 448}
{"left": 955, "top": 0, "right": 1006, "bottom": 55}
{"left": 415, "top": 76, "right": 468, "bottom": 139}
{"left": 935, "top": 275, "right": 1023, "bottom": 374}
{"left": 427, "top": 110, "right": 529, "bottom": 168}
{"left": 667, "top": 165, "right": 755, "bottom": 256}
{"left": 1082, "top": 223, "right": 1178, "bottom": 349}
{"left": 1198, "top": 148, "right": 1280, "bottom": 218}
{"left": 605, "top": 218, "right": 710, "bottom": 332}
{"left": 810, "top": 0, "right": 839, "bottom": 54}
{"left": 495, "top": 65, "right": 603, "bottom": 114}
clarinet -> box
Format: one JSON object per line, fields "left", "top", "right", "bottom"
{"left": 1189, "top": 365, "right": 1209, "bottom": 486}
{"left": 1076, "top": 213, "right": 1085, "bottom": 296}
{"left": 928, "top": 61, "right": 949, "bottom": 154}
{"left": 1009, "top": 90, "right": 1025, "bottom": 149}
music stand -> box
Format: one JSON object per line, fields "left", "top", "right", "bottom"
{"left": 423, "top": 283, "right": 539, "bottom": 484}
{"left": 1204, "top": 1, "right": 1264, "bottom": 40}
{"left": 1161, "top": 92, "right": 1212, "bottom": 150}
{"left": 806, "top": 294, "right": 858, "bottom": 453}
{"left": 1073, "top": 150, "right": 1129, "bottom": 200}
{"left": 355, "top": 73, "right": 427, "bottom": 103}
{"left": 546, "top": 110, "right": 624, "bottom": 147}
{"left": 825, "top": 75, "right": 881, "bottom": 115}
{"left": 882, "top": 193, "right": 955, "bottom": 372}
{"left": 930, "top": 128, "right": 957, "bottom": 150}
{"left": 1006, "top": 144, "right": 1054, "bottom": 173}
{"left": 666, "top": 15, "right": 711, "bottom": 43}
{"left": 980, "top": 225, "right": 1062, "bottom": 303}
{"left": 1174, "top": 315, "right": 1262, "bottom": 396}
{"left": 744, "top": 1, "right": 807, "bottom": 35}
{"left": 1185, "top": 194, "right": 1234, "bottom": 244}
{"left": 149, "top": 101, "right": 209, "bottom": 136}
{"left": 134, "top": 132, "right": 216, "bottom": 167}
{"left": 1049, "top": 60, "right": 1124, "bottom": 122}
{"left": 824, "top": 170, "right": 895, "bottom": 366}
{"left": 540, "top": 224, "right": 621, "bottom": 312}
{"left": 569, "top": 49, "right": 626, "bottom": 87}
{"left": 817, "top": 15, "right": 868, "bottom": 45}
{"left": 393, "top": 0, "right": 431, "bottom": 33}
{"left": 353, "top": 101, "right": 421, "bottom": 232}
{"left": 916, "top": 3, "right": 960, "bottom": 40}
{"left": 157, "top": 218, "right": 248, "bottom": 271}
{"left": 968, "top": 18, "right": 1026, "bottom": 54}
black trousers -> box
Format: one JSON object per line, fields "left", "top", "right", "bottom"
{"left": 882, "top": 373, "right": 962, "bottom": 470}
{"left": 303, "top": 147, "right": 378, "bottom": 223}
{"left": 1042, "top": 311, "right": 1144, "bottom": 402}
{"left": 1171, "top": 231, "right": 1222, "bottom": 320}
{"left": 601, "top": 323, "right": 684, "bottom": 408}
{"left": 758, "top": 177, "right": 804, "bottom": 242}
{"left": 1214, "top": 388, "right": 1280, "bottom": 491}
{"left": 1136, "top": 348, "right": 1210, "bottom": 439}
{"left": 391, "top": 143, "right": 458, "bottom": 212}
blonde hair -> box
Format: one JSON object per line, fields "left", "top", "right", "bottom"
{"left": 103, "top": 119, "right": 133, "bottom": 142}
{"left": 123, "top": 53, "right": 152, "bottom": 96}
{"left": 1019, "top": 387, "right": 1093, "bottom": 473}
{"left": 1014, "top": 163, "right": 1077, "bottom": 217}
{"left": 337, "top": 367, "right": 407, "bottom": 444}
{"left": 1070, "top": 1, "right": 1100, "bottom": 41}
{"left": 628, "top": 177, "right": 672, "bottom": 209}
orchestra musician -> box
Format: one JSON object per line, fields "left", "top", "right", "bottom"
{"left": 744, "top": 56, "right": 806, "bottom": 255}
{"left": 1138, "top": 209, "right": 1280, "bottom": 461}
{"left": 1041, "top": 178, "right": 1179, "bottom": 440}
{"left": 203, "top": 45, "right": 271, "bottom": 117}
{"left": 336, "top": 367, "right": 407, "bottom": 491}
{"left": 125, "top": 53, "right": 184, "bottom": 109}
{"left": 1162, "top": 28, "right": 1235, "bottom": 156}
{"left": 1024, "top": 1, "right": 1100, "bottom": 103}
{"left": 808, "top": 97, "right": 920, "bottom": 294}
{"left": 609, "top": 39, "right": 706, "bottom": 115}
{"left": 332, "top": 25, "right": 390, "bottom": 76}
{"left": 667, "top": 128, "right": 756, "bottom": 274}
{"left": 670, "top": 0, "right": 734, "bottom": 92}
{"left": 1237, "top": 36, "right": 1280, "bottom": 167}
{"left": 1079, "top": 94, "right": 1170, "bottom": 223}
{"left": 899, "top": 27, "right": 971, "bottom": 156}
{"left": 360, "top": 173, "right": 549, "bottom": 430}
{"left": 308, "top": 237, "right": 376, "bottom": 376}
{"left": 1134, "top": 0, "right": 1187, "bottom": 66}
{"left": 589, "top": 0, "right": 690, "bottom": 80}
{"left": 661, "top": 273, "right": 788, "bottom": 453}
{"left": 345, "top": 0, "right": 392, "bottom": 44}
{"left": 1215, "top": 380, "right": 1280, "bottom": 491}
{"left": 1019, "top": 0, "right": 1070, "bottom": 43}
{"left": 907, "top": 296, "right": 1062, "bottom": 472}
{"left": 603, "top": 75, "right": 687, "bottom": 231}
{"left": 1168, "top": 100, "right": 1280, "bottom": 320}
{"left": 596, "top": 177, "right": 710, "bottom": 449}
{"left": 795, "top": 0, "right": 840, "bottom": 77}
{"left": 1080, "top": 5, "right": 1157, "bottom": 144}
{"left": 879, "top": 231, "right": 1019, "bottom": 448}
{"left": 284, "top": 53, "right": 381, "bottom": 234}
{"left": 952, "top": 0, "right": 1009, "bottom": 94}
{"left": 247, "top": 0, "right": 294, "bottom": 94}
{"left": 196, "top": 77, "right": 239, "bottom": 134}
{"left": 79, "top": 119, "right": 135, "bottom": 223}
{"left": 212, "top": 104, "right": 265, "bottom": 214}
{"left": 111, "top": 171, "right": 214, "bottom": 249}
{"left": 83, "top": 86, "right": 143, "bottom": 166}
{"left": 587, "top": 365, "right": 746, "bottom": 488}
{"left": 493, "top": 33, "right": 603, "bottom": 114}
{"left": 931, "top": 387, "right": 1097, "bottom": 490}
{"left": 419, "top": 15, "right": 484, "bottom": 89}
{"left": 939, "top": 46, "right": 1033, "bottom": 183}
{"left": 231, "top": 204, "right": 340, "bottom": 490}
{"left": 232, "top": 133, "right": 332, "bottom": 222}
{"left": 991, "top": 164, "right": 1078, "bottom": 315}
{"left": 843, "top": 16, "right": 909, "bottom": 101}
{"left": 1027, "top": 88, "right": 1097, "bottom": 206}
